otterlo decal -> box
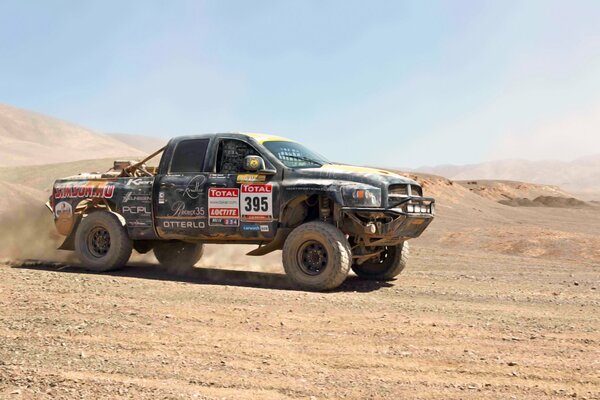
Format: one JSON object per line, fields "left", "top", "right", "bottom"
{"left": 241, "top": 184, "right": 273, "bottom": 222}
{"left": 54, "top": 182, "right": 115, "bottom": 199}
{"left": 208, "top": 188, "right": 239, "bottom": 227}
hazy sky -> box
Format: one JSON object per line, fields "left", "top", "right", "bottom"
{"left": 1, "top": 1, "right": 599, "bottom": 167}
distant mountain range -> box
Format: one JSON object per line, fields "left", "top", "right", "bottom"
{"left": 0, "top": 103, "right": 144, "bottom": 166}
{"left": 416, "top": 156, "right": 600, "bottom": 199}
{"left": 1, "top": 102, "right": 599, "bottom": 201}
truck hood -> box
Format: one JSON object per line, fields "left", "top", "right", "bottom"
{"left": 288, "top": 163, "right": 417, "bottom": 188}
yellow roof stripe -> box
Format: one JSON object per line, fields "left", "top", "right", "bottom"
{"left": 245, "top": 132, "right": 295, "bottom": 144}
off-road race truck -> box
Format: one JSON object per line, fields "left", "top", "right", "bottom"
{"left": 49, "top": 133, "right": 435, "bottom": 291}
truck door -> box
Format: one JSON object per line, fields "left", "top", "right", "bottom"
{"left": 206, "top": 138, "right": 278, "bottom": 240}
{"left": 155, "top": 138, "right": 211, "bottom": 239}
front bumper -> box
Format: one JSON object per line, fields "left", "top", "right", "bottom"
{"left": 340, "top": 196, "right": 435, "bottom": 242}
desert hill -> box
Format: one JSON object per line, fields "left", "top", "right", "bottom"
{"left": 0, "top": 104, "right": 145, "bottom": 166}
{"left": 416, "top": 156, "right": 600, "bottom": 200}
{"left": 391, "top": 170, "right": 600, "bottom": 263}
{"left": 109, "top": 133, "right": 167, "bottom": 154}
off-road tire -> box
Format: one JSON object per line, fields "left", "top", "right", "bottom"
{"left": 153, "top": 241, "right": 204, "bottom": 273}
{"left": 75, "top": 211, "right": 133, "bottom": 272}
{"left": 351, "top": 242, "right": 409, "bottom": 281}
{"left": 282, "top": 221, "right": 351, "bottom": 291}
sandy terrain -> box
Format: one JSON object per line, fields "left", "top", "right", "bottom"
{"left": 1, "top": 248, "right": 598, "bottom": 399}
{"left": 0, "top": 158, "right": 599, "bottom": 399}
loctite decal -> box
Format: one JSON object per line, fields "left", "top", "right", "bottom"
{"left": 208, "top": 187, "right": 239, "bottom": 227}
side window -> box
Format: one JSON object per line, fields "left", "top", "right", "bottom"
{"left": 216, "top": 139, "right": 259, "bottom": 174}
{"left": 169, "top": 139, "right": 209, "bottom": 173}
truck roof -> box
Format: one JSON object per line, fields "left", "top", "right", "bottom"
{"left": 168, "top": 132, "right": 295, "bottom": 145}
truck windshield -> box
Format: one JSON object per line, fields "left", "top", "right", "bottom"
{"left": 263, "top": 141, "right": 330, "bottom": 168}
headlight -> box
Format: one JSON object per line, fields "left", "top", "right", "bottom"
{"left": 406, "top": 203, "right": 434, "bottom": 214}
{"left": 342, "top": 186, "right": 381, "bottom": 207}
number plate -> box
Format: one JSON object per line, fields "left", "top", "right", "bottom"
{"left": 241, "top": 184, "right": 273, "bottom": 222}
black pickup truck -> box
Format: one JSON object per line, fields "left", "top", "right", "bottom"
{"left": 49, "top": 133, "right": 434, "bottom": 290}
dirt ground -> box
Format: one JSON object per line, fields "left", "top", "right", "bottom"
{"left": 1, "top": 246, "right": 598, "bottom": 399}
{"left": 1, "top": 162, "right": 599, "bottom": 399}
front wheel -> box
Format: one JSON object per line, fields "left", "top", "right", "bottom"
{"left": 153, "top": 241, "right": 204, "bottom": 273}
{"left": 351, "top": 242, "right": 409, "bottom": 281}
{"left": 74, "top": 211, "right": 133, "bottom": 272}
{"left": 282, "top": 221, "right": 351, "bottom": 291}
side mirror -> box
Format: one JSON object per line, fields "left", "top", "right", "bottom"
{"left": 244, "top": 155, "right": 276, "bottom": 175}
{"left": 244, "top": 155, "right": 265, "bottom": 171}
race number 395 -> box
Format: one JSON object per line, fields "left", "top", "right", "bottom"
{"left": 241, "top": 184, "right": 272, "bottom": 221}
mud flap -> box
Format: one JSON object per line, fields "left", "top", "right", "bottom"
{"left": 57, "top": 216, "right": 82, "bottom": 251}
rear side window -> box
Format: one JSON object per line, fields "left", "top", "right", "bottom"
{"left": 169, "top": 139, "right": 209, "bottom": 173}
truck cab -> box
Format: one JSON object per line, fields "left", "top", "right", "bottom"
{"left": 50, "top": 133, "right": 434, "bottom": 291}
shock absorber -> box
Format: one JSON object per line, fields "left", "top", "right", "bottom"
{"left": 320, "top": 197, "right": 331, "bottom": 221}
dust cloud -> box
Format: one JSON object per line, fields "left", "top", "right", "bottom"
{"left": 0, "top": 205, "right": 75, "bottom": 263}
{"left": 0, "top": 203, "right": 283, "bottom": 273}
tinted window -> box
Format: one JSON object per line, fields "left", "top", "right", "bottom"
{"left": 170, "top": 139, "right": 209, "bottom": 173}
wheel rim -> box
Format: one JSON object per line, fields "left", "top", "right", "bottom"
{"left": 297, "top": 240, "right": 328, "bottom": 276}
{"left": 87, "top": 226, "right": 111, "bottom": 258}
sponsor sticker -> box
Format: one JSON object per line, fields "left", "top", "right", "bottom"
{"left": 122, "top": 205, "right": 151, "bottom": 216}
{"left": 236, "top": 174, "right": 266, "bottom": 183}
{"left": 123, "top": 192, "right": 152, "bottom": 203}
{"left": 209, "top": 173, "right": 228, "bottom": 180}
{"left": 260, "top": 225, "right": 269, "bottom": 232}
{"left": 162, "top": 220, "right": 206, "bottom": 229}
{"left": 54, "top": 201, "right": 73, "bottom": 218}
{"left": 127, "top": 220, "right": 153, "bottom": 228}
{"left": 54, "top": 182, "right": 115, "bottom": 199}
{"left": 126, "top": 178, "right": 153, "bottom": 186}
{"left": 158, "top": 191, "right": 165, "bottom": 204}
{"left": 241, "top": 184, "right": 273, "bottom": 222}
{"left": 170, "top": 201, "right": 206, "bottom": 217}
{"left": 208, "top": 187, "right": 239, "bottom": 226}
{"left": 241, "top": 224, "right": 261, "bottom": 232}
{"left": 177, "top": 175, "right": 206, "bottom": 199}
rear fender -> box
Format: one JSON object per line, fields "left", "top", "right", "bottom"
{"left": 57, "top": 207, "right": 125, "bottom": 251}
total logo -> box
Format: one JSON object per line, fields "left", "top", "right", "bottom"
{"left": 241, "top": 184, "right": 272, "bottom": 193}
{"left": 209, "top": 188, "right": 239, "bottom": 197}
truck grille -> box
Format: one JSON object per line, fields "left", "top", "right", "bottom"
{"left": 410, "top": 185, "right": 422, "bottom": 197}
{"left": 388, "top": 184, "right": 423, "bottom": 208}
{"left": 388, "top": 184, "right": 409, "bottom": 196}
{"left": 388, "top": 184, "right": 422, "bottom": 197}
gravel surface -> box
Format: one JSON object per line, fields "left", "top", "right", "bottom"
{"left": 1, "top": 247, "right": 598, "bottom": 399}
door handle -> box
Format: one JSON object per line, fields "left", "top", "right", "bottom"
{"left": 209, "top": 183, "right": 227, "bottom": 188}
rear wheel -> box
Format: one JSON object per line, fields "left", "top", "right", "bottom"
{"left": 282, "top": 221, "right": 351, "bottom": 291}
{"left": 351, "top": 242, "right": 409, "bottom": 281}
{"left": 75, "top": 211, "right": 133, "bottom": 272}
{"left": 153, "top": 241, "right": 204, "bottom": 273}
